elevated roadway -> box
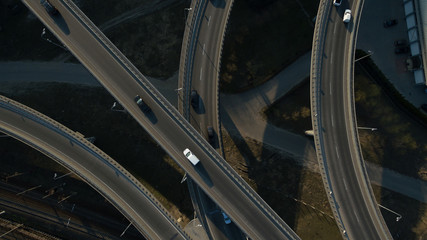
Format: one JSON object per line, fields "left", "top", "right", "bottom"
{"left": 179, "top": 0, "right": 246, "bottom": 239}
{"left": 22, "top": 0, "right": 300, "bottom": 239}
{"left": 310, "top": 0, "right": 392, "bottom": 239}
{"left": 0, "top": 95, "right": 187, "bottom": 239}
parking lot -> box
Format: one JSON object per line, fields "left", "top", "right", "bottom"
{"left": 357, "top": 0, "right": 426, "bottom": 107}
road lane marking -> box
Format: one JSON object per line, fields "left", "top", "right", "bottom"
{"left": 329, "top": 81, "right": 332, "bottom": 95}
{"left": 343, "top": 179, "right": 348, "bottom": 190}
{"left": 202, "top": 43, "right": 205, "bottom": 55}
{"left": 200, "top": 68, "right": 203, "bottom": 81}
{"left": 335, "top": 146, "right": 340, "bottom": 160}
{"left": 354, "top": 211, "right": 361, "bottom": 223}
{"left": 208, "top": 15, "right": 211, "bottom": 26}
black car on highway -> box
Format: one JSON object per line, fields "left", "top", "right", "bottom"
{"left": 207, "top": 126, "right": 215, "bottom": 145}
{"left": 383, "top": 19, "right": 397, "bottom": 28}
{"left": 191, "top": 90, "right": 199, "bottom": 108}
{"left": 40, "top": 0, "right": 58, "bottom": 16}
{"left": 134, "top": 95, "right": 151, "bottom": 113}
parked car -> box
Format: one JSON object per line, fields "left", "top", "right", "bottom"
{"left": 222, "top": 211, "right": 231, "bottom": 224}
{"left": 333, "top": 0, "right": 342, "bottom": 6}
{"left": 134, "top": 95, "right": 151, "bottom": 113}
{"left": 207, "top": 126, "right": 214, "bottom": 145}
{"left": 40, "top": 0, "right": 59, "bottom": 15}
{"left": 394, "top": 46, "right": 409, "bottom": 54}
{"left": 394, "top": 39, "right": 407, "bottom": 46}
{"left": 383, "top": 19, "right": 397, "bottom": 28}
{"left": 343, "top": 9, "right": 351, "bottom": 23}
{"left": 190, "top": 90, "right": 199, "bottom": 108}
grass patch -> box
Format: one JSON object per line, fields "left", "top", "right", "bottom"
{"left": 265, "top": 60, "right": 427, "bottom": 181}
{"left": 263, "top": 77, "right": 312, "bottom": 135}
{"left": 263, "top": 55, "right": 427, "bottom": 238}
{"left": 80, "top": 0, "right": 186, "bottom": 79}
{"left": 0, "top": 2, "right": 64, "bottom": 60}
{"left": 354, "top": 72, "right": 427, "bottom": 180}
{"left": 1, "top": 82, "right": 193, "bottom": 226}
{"left": 77, "top": 0, "right": 147, "bottom": 26}
{"left": 371, "top": 185, "right": 427, "bottom": 239}
{"left": 220, "top": 0, "right": 317, "bottom": 93}
{"left": 0, "top": 0, "right": 185, "bottom": 79}
{"left": 105, "top": 2, "right": 185, "bottom": 79}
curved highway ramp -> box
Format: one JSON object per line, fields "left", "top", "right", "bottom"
{"left": 0, "top": 95, "right": 189, "bottom": 240}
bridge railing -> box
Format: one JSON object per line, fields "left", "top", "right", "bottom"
{"left": 0, "top": 95, "right": 190, "bottom": 239}
{"left": 309, "top": 0, "right": 348, "bottom": 238}
{"left": 56, "top": 1, "right": 300, "bottom": 238}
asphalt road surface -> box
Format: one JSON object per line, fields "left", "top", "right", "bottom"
{"left": 182, "top": 0, "right": 247, "bottom": 239}
{"left": 316, "top": 0, "right": 392, "bottom": 239}
{"left": 22, "top": 0, "right": 300, "bottom": 239}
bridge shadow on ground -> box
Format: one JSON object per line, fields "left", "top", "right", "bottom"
{"left": 220, "top": 107, "right": 303, "bottom": 232}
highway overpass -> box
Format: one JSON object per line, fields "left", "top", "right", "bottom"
{"left": 22, "top": 0, "right": 300, "bottom": 239}
{"left": 179, "top": 0, "right": 246, "bottom": 239}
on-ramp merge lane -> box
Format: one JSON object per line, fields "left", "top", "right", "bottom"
{"left": 22, "top": 0, "right": 300, "bottom": 239}
{"left": 315, "top": 0, "right": 392, "bottom": 239}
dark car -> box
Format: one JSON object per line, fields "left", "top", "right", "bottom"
{"left": 40, "top": 0, "right": 59, "bottom": 15}
{"left": 134, "top": 95, "right": 151, "bottom": 113}
{"left": 383, "top": 19, "right": 397, "bottom": 28}
{"left": 333, "top": 0, "right": 342, "bottom": 6}
{"left": 394, "top": 46, "right": 409, "bottom": 54}
{"left": 190, "top": 90, "right": 199, "bottom": 108}
{"left": 207, "top": 126, "right": 214, "bottom": 145}
{"left": 394, "top": 39, "right": 407, "bottom": 46}
{"left": 421, "top": 104, "right": 427, "bottom": 113}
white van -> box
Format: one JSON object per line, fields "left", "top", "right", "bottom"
{"left": 343, "top": 9, "right": 351, "bottom": 23}
{"left": 183, "top": 148, "right": 200, "bottom": 165}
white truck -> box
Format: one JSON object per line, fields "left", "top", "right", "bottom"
{"left": 183, "top": 148, "right": 200, "bottom": 165}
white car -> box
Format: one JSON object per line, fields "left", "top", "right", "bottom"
{"left": 343, "top": 9, "right": 351, "bottom": 23}
{"left": 183, "top": 148, "right": 200, "bottom": 165}
{"left": 333, "top": 0, "right": 342, "bottom": 6}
